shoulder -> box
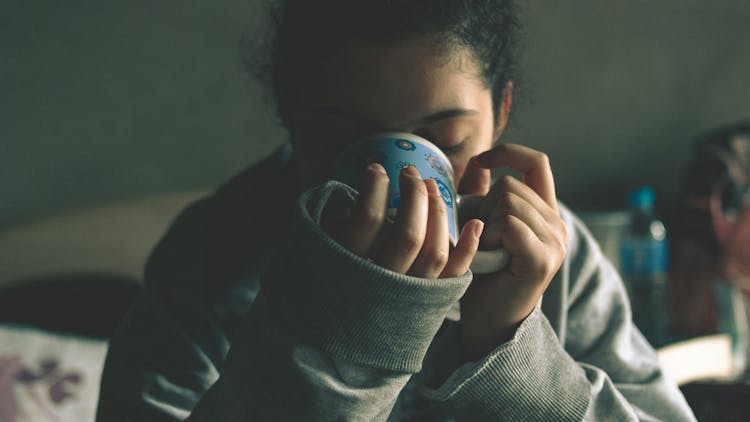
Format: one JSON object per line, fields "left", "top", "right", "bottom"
{"left": 543, "top": 203, "right": 626, "bottom": 326}
{"left": 558, "top": 203, "right": 607, "bottom": 272}
{"left": 144, "top": 145, "right": 295, "bottom": 324}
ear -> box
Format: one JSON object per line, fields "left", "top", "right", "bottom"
{"left": 493, "top": 81, "right": 513, "bottom": 141}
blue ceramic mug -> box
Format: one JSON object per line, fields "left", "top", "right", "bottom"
{"left": 334, "top": 132, "right": 507, "bottom": 274}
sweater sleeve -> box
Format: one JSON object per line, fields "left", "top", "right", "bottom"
{"left": 185, "top": 181, "right": 473, "bottom": 421}
{"left": 418, "top": 208, "right": 697, "bottom": 421}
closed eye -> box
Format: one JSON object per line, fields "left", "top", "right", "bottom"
{"left": 439, "top": 142, "right": 466, "bottom": 155}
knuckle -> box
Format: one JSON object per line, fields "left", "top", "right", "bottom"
{"left": 558, "top": 242, "right": 568, "bottom": 262}
{"left": 499, "top": 191, "right": 517, "bottom": 209}
{"left": 539, "top": 243, "right": 566, "bottom": 277}
{"left": 499, "top": 174, "right": 515, "bottom": 190}
{"left": 359, "top": 206, "right": 384, "bottom": 226}
{"left": 416, "top": 249, "right": 450, "bottom": 275}
{"left": 535, "top": 151, "right": 551, "bottom": 168}
{"left": 560, "top": 221, "right": 570, "bottom": 244}
{"left": 537, "top": 258, "right": 556, "bottom": 278}
{"left": 550, "top": 234, "right": 566, "bottom": 259}
{"left": 430, "top": 249, "right": 450, "bottom": 269}
{"left": 397, "top": 229, "right": 423, "bottom": 251}
{"left": 500, "top": 213, "right": 516, "bottom": 228}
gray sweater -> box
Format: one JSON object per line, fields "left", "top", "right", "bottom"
{"left": 96, "top": 149, "right": 696, "bottom": 421}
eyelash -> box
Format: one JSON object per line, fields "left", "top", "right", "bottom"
{"left": 404, "top": 128, "right": 467, "bottom": 155}
{"left": 440, "top": 142, "right": 466, "bottom": 156}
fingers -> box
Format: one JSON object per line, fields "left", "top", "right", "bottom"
{"left": 481, "top": 175, "right": 568, "bottom": 249}
{"left": 478, "top": 183, "right": 567, "bottom": 286}
{"left": 458, "top": 156, "right": 492, "bottom": 196}
{"left": 471, "top": 144, "right": 567, "bottom": 284}
{"left": 441, "top": 219, "right": 484, "bottom": 278}
{"left": 482, "top": 191, "right": 548, "bottom": 248}
{"left": 492, "top": 214, "right": 544, "bottom": 268}
{"left": 409, "top": 179, "right": 451, "bottom": 278}
{"left": 344, "top": 163, "right": 390, "bottom": 256}
{"left": 473, "top": 143, "right": 558, "bottom": 211}
{"left": 374, "top": 166, "right": 429, "bottom": 273}
{"left": 489, "top": 213, "right": 564, "bottom": 287}
{"left": 326, "top": 163, "right": 390, "bottom": 257}
{"left": 326, "top": 164, "right": 477, "bottom": 279}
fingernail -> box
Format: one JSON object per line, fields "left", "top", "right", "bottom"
{"left": 367, "top": 162, "right": 386, "bottom": 174}
{"left": 401, "top": 165, "right": 419, "bottom": 177}
{"left": 473, "top": 220, "right": 485, "bottom": 239}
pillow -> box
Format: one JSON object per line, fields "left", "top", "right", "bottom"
{"left": 0, "top": 323, "right": 108, "bottom": 422}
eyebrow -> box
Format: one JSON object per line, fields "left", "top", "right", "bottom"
{"left": 406, "top": 109, "right": 479, "bottom": 127}
{"left": 312, "top": 106, "right": 479, "bottom": 129}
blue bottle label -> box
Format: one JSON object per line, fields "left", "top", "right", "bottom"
{"left": 620, "top": 238, "right": 669, "bottom": 279}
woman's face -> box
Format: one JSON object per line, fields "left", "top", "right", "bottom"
{"left": 290, "top": 37, "right": 509, "bottom": 191}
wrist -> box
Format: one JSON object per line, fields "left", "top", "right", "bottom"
{"left": 459, "top": 319, "right": 519, "bottom": 362}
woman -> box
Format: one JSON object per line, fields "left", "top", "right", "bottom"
{"left": 670, "top": 123, "right": 750, "bottom": 351}
{"left": 96, "top": 1, "right": 696, "bottom": 420}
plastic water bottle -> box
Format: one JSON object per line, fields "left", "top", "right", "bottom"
{"left": 620, "top": 186, "right": 670, "bottom": 347}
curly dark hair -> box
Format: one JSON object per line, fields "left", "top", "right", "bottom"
{"left": 247, "top": 0, "right": 521, "bottom": 129}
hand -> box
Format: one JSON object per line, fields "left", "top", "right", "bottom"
{"left": 459, "top": 143, "right": 568, "bottom": 361}
{"left": 322, "top": 163, "right": 484, "bottom": 278}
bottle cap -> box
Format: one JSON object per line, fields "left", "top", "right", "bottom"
{"left": 629, "top": 186, "right": 655, "bottom": 210}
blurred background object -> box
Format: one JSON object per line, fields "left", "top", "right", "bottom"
{"left": 584, "top": 121, "right": 750, "bottom": 422}
{"left": 0, "top": 191, "right": 202, "bottom": 421}
{"left": 578, "top": 209, "right": 629, "bottom": 272}
{"left": 620, "top": 186, "right": 670, "bottom": 347}
{"left": 0, "top": 191, "right": 205, "bottom": 287}
{"left": 669, "top": 122, "right": 750, "bottom": 375}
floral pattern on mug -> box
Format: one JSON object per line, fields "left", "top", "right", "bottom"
{"left": 395, "top": 139, "right": 416, "bottom": 151}
{"left": 425, "top": 153, "right": 448, "bottom": 176}
{"left": 433, "top": 178, "right": 454, "bottom": 208}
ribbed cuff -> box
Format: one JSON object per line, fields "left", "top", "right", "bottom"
{"left": 422, "top": 309, "right": 590, "bottom": 420}
{"left": 261, "top": 181, "right": 472, "bottom": 373}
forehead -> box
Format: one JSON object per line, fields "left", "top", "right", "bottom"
{"left": 298, "top": 38, "right": 491, "bottom": 127}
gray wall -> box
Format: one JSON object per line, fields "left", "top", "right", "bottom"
{"left": 1, "top": 0, "right": 284, "bottom": 229}
{"left": 515, "top": 1, "right": 750, "bottom": 213}
{"left": 3, "top": 1, "right": 750, "bottom": 229}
